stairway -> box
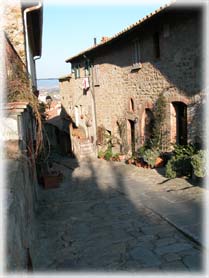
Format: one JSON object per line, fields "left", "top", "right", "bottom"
{"left": 79, "top": 139, "right": 95, "bottom": 159}
{"left": 72, "top": 138, "right": 95, "bottom": 160}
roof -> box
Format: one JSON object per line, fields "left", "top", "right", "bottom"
{"left": 22, "top": 1, "right": 43, "bottom": 57}
{"left": 46, "top": 116, "right": 69, "bottom": 134}
{"left": 58, "top": 74, "right": 72, "bottom": 81}
{"left": 65, "top": 0, "right": 175, "bottom": 63}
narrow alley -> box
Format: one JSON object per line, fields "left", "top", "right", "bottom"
{"left": 31, "top": 155, "right": 203, "bottom": 272}
{"left": 3, "top": 1, "right": 207, "bottom": 275}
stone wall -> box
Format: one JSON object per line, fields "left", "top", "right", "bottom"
{"left": 60, "top": 75, "right": 96, "bottom": 143}
{"left": 2, "top": 103, "right": 39, "bottom": 271}
{"left": 62, "top": 7, "right": 204, "bottom": 152}
{"left": 5, "top": 35, "right": 31, "bottom": 102}
{"left": 60, "top": 78, "right": 72, "bottom": 115}
{"left": 5, "top": 158, "right": 38, "bottom": 271}
{"left": 2, "top": 1, "right": 43, "bottom": 271}
{"left": 3, "top": 1, "right": 26, "bottom": 65}
{"left": 93, "top": 10, "right": 203, "bottom": 147}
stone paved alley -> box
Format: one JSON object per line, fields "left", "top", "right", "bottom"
{"left": 32, "top": 156, "right": 204, "bottom": 272}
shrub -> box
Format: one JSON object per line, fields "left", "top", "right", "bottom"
{"left": 173, "top": 144, "right": 197, "bottom": 158}
{"left": 165, "top": 144, "right": 198, "bottom": 178}
{"left": 143, "top": 149, "right": 160, "bottom": 168}
{"left": 104, "top": 148, "right": 113, "bottom": 161}
{"left": 137, "top": 145, "right": 149, "bottom": 156}
{"left": 98, "top": 150, "right": 105, "bottom": 158}
{"left": 191, "top": 150, "right": 206, "bottom": 178}
{"left": 165, "top": 159, "right": 177, "bottom": 179}
{"left": 152, "top": 93, "right": 167, "bottom": 150}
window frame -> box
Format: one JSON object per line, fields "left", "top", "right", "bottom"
{"left": 132, "top": 39, "right": 141, "bottom": 66}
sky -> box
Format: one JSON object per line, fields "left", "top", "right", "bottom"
{"left": 36, "top": 1, "right": 170, "bottom": 81}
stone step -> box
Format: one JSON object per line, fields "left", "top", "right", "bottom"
{"left": 81, "top": 150, "right": 94, "bottom": 156}
{"left": 80, "top": 144, "right": 93, "bottom": 149}
{"left": 79, "top": 153, "right": 95, "bottom": 159}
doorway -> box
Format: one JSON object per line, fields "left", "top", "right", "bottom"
{"left": 127, "top": 120, "right": 135, "bottom": 154}
{"left": 171, "top": 102, "right": 187, "bottom": 145}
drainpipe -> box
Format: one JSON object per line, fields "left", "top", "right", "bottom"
{"left": 33, "top": 56, "right": 41, "bottom": 88}
{"left": 23, "top": 2, "right": 42, "bottom": 206}
{"left": 83, "top": 55, "right": 98, "bottom": 156}
{"left": 23, "top": 1, "right": 42, "bottom": 88}
{"left": 90, "top": 63, "right": 98, "bottom": 156}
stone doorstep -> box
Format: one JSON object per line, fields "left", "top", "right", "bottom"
{"left": 79, "top": 154, "right": 95, "bottom": 159}
{"left": 80, "top": 146, "right": 93, "bottom": 151}
{"left": 80, "top": 142, "right": 93, "bottom": 147}
{"left": 80, "top": 149, "right": 94, "bottom": 153}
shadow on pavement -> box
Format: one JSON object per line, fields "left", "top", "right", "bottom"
{"left": 32, "top": 157, "right": 204, "bottom": 273}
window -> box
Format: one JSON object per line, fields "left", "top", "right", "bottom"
{"left": 84, "top": 60, "right": 91, "bottom": 77}
{"left": 153, "top": 32, "right": 160, "bottom": 59}
{"left": 129, "top": 98, "right": 134, "bottom": 112}
{"left": 132, "top": 39, "right": 141, "bottom": 65}
{"left": 74, "top": 64, "right": 80, "bottom": 79}
{"left": 93, "top": 64, "right": 100, "bottom": 86}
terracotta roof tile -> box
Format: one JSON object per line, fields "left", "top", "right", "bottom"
{"left": 65, "top": 0, "right": 175, "bottom": 62}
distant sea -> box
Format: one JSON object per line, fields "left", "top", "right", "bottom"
{"left": 37, "top": 79, "right": 59, "bottom": 90}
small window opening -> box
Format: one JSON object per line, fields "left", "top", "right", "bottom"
{"left": 153, "top": 32, "right": 160, "bottom": 59}
{"left": 132, "top": 40, "right": 141, "bottom": 65}
{"left": 129, "top": 98, "right": 134, "bottom": 112}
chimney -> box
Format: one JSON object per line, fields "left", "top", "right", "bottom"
{"left": 101, "top": 36, "right": 109, "bottom": 43}
{"left": 94, "top": 38, "right": 97, "bottom": 46}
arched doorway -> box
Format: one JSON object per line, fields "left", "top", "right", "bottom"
{"left": 127, "top": 119, "right": 135, "bottom": 154}
{"left": 171, "top": 102, "right": 187, "bottom": 145}
{"left": 129, "top": 98, "right": 134, "bottom": 112}
{"left": 141, "top": 108, "right": 154, "bottom": 145}
{"left": 74, "top": 106, "right": 79, "bottom": 127}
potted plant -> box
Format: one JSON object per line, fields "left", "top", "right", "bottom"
{"left": 112, "top": 153, "right": 120, "bottom": 162}
{"left": 118, "top": 153, "right": 126, "bottom": 161}
{"left": 142, "top": 148, "right": 160, "bottom": 168}
{"left": 98, "top": 150, "right": 105, "bottom": 159}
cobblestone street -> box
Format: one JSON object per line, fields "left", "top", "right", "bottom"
{"left": 32, "top": 157, "right": 204, "bottom": 273}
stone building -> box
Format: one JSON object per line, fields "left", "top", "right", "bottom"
{"left": 4, "top": 0, "right": 43, "bottom": 92}
{"left": 2, "top": 0, "right": 43, "bottom": 271}
{"left": 60, "top": 3, "right": 205, "bottom": 158}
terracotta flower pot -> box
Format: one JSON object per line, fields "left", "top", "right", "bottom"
{"left": 155, "top": 157, "right": 164, "bottom": 168}
{"left": 43, "top": 173, "right": 62, "bottom": 189}
{"left": 118, "top": 154, "right": 126, "bottom": 161}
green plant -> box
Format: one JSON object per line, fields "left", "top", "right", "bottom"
{"left": 98, "top": 150, "right": 105, "bottom": 158}
{"left": 173, "top": 144, "right": 197, "bottom": 158}
{"left": 117, "top": 119, "right": 128, "bottom": 154}
{"left": 165, "top": 144, "right": 198, "bottom": 178}
{"left": 151, "top": 93, "right": 167, "bottom": 150}
{"left": 143, "top": 148, "right": 160, "bottom": 168}
{"left": 137, "top": 145, "right": 149, "bottom": 156}
{"left": 191, "top": 150, "right": 206, "bottom": 178}
{"left": 104, "top": 148, "right": 113, "bottom": 161}
{"left": 112, "top": 153, "right": 120, "bottom": 161}
{"left": 165, "top": 159, "right": 177, "bottom": 178}
{"left": 113, "top": 153, "right": 119, "bottom": 158}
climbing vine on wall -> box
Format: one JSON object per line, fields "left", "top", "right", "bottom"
{"left": 151, "top": 93, "right": 167, "bottom": 150}
{"left": 6, "top": 57, "right": 43, "bottom": 157}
